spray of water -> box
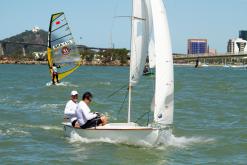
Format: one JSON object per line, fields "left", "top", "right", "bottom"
{"left": 45, "top": 81, "right": 78, "bottom": 87}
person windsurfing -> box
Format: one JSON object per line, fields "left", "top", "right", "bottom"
{"left": 195, "top": 57, "right": 199, "bottom": 68}
{"left": 51, "top": 63, "right": 60, "bottom": 84}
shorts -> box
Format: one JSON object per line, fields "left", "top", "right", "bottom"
{"left": 80, "top": 117, "right": 102, "bottom": 129}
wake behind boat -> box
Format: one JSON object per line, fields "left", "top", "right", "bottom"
{"left": 63, "top": 0, "right": 174, "bottom": 146}
{"left": 47, "top": 12, "right": 81, "bottom": 85}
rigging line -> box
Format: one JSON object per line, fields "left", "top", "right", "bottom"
{"left": 134, "top": 111, "right": 150, "bottom": 124}
{"left": 51, "top": 33, "right": 72, "bottom": 43}
{"left": 109, "top": 0, "right": 119, "bottom": 48}
{"left": 117, "top": 89, "right": 128, "bottom": 119}
{"left": 107, "top": 83, "right": 128, "bottom": 98}
{"left": 51, "top": 23, "right": 68, "bottom": 32}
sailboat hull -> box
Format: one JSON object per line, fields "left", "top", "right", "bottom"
{"left": 63, "top": 122, "right": 160, "bottom": 146}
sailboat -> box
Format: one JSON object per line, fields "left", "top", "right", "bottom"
{"left": 47, "top": 12, "right": 81, "bottom": 84}
{"left": 63, "top": 0, "right": 174, "bottom": 146}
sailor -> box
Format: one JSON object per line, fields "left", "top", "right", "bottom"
{"left": 143, "top": 65, "right": 149, "bottom": 74}
{"left": 51, "top": 63, "right": 60, "bottom": 84}
{"left": 64, "top": 90, "right": 79, "bottom": 127}
{"left": 195, "top": 57, "right": 199, "bottom": 68}
{"left": 75, "top": 92, "right": 108, "bottom": 129}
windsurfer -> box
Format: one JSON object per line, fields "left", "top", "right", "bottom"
{"left": 195, "top": 57, "right": 199, "bottom": 68}
{"left": 75, "top": 92, "right": 108, "bottom": 129}
{"left": 51, "top": 63, "right": 60, "bottom": 84}
{"left": 64, "top": 90, "right": 79, "bottom": 127}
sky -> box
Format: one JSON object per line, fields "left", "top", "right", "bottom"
{"left": 1, "top": 0, "right": 247, "bottom": 53}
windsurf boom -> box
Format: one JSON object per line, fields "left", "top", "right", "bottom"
{"left": 47, "top": 12, "right": 81, "bottom": 81}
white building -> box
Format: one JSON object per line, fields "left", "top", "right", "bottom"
{"left": 32, "top": 26, "right": 40, "bottom": 33}
{"left": 227, "top": 38, "right": 247, "bottom": 54}
{"left": 32, "top": 51, "right": 47, "bottom": 60}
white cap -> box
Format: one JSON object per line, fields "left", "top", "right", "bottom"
{"left": 71, "top": 90, "right": 78, "bottom": 96}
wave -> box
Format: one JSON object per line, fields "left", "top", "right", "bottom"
{"left": 22, "top": 124, "right": 62, "bottom": 131}
{"left": 158, "top": 132, "right": 215, "bottom": 149}
{"left": 40, "top": 103, "right": 63, "bottom": 109}
{"left": 65, "top": 128, "right": 215, "bottom": 148}
{"left": 0, "top": 128, "right": 30, "bottom": 136}
{"left": 68, "top": 131, "right": 118, "bottom": 144}
{"left": 0, "top": 98, "right": 7, "bottom": 103}
{"left": 99, "top": 81, "right": 111, "bottom": 86}
{"left": 46, "top": 81, "right": 79, "bottom": 87}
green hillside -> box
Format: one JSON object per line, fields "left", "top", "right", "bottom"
{"left": 2, "top": 30, "right": 47, "bottom": 57}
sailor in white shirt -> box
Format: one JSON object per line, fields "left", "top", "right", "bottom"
{"left": 76, "top": 92, "right": 108, "bottom": 129}
{"left": 64, "top": 90, "right": 79, "bottom": 127}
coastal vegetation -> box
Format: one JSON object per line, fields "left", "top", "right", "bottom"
{"left": 0, "top": 30, "right": 130, "bottom": 65}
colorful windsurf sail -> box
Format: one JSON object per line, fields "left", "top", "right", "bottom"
{"left": 47, "top": 12, "right": 81, "bottom": 81}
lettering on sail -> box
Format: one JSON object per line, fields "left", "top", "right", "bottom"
{"left": 53, "top": 40, "right": 73, "bottom": 49}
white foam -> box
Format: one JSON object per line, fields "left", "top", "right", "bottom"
{"left": 46, "top": 81, "right": 78, "bottom": 87}
{"left": 0, "top": 98, "right": 7, "bottom": 103}
{"left": 22, "top": 124, "right": 62, "bottom": 131}
{"left": 40, "top": 103, "right": 62, "bottom": 109}
{"left": 68, "top": 130, "right": 156, "bottom": 147}
{"left": 99, "top": 81, "right": 111, "bottom": 85}
{"left": 158, "top": 133, "right": 215, "bottom": 148}
{"left": 65, "top": 129, "right": 214, "bottom": 148}
{"left": 1, "top": 128, "right": 30, "bottom": 136}
{"left": 68, "top": 131, "right": 118, "bottom": 144}
{"left": 39, "top": 125, "right": 63, "bottom": 131}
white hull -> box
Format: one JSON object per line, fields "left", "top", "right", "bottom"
{"left": 230, "top": 65, "right": 247, "bottom": 68}
{"left": 62, "top": 122, "right": 162, "bottom": 146}
{"left": 201, "top": 64, "right": 209, "bottom": 67}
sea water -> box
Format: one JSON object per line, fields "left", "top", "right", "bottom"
{"left": 0, "top": 64, "right": 246, "bottom": 164}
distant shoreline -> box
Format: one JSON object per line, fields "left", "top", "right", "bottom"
{"left": 0, "top": 60, "right": 47, "bottom": 65}
{"left": 0, "top": 60, "right": 129, "bottom": 66}
{"left": 0, "top": 60, "right": 226, "bottom": 67}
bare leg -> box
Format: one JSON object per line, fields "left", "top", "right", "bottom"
{"left": 100, "top": 116, "right": 108, "bottom": 125}
{"left": 56, "top": 74, "right": 59, "bottom": 83}
{"left": 52, "top": 74, "right": 55, "bottom": 84}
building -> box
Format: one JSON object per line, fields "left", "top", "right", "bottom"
{"left": 227, "top": 38, "right": 247, "bottom": 54}
{"left": 32, "top": 26, "right": 40, "bottom": 33}
{"left": 208, "top": 48, "right": 216, "bottom": 56}
{"left": 187, "top": 39, "right": 208, "bottom": 54}
{"left": 239, "top": 30, "right": 247, "bottom": 41}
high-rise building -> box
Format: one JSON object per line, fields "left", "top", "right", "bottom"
{"left": 239, "top": 30, "right": 247, "bottom": 41}
{"left": 187, "top": 39, "right": 208, "bottom": 54}
{"left": 227, "top": 38, "right": 247, "bottom": 54}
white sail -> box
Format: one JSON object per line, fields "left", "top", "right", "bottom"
{"left": 129, "top": 0, "right": 149, "bottom": 86}
{"left": 62, "top": 0, "right": 174, "bottom": 146}
{"left": 148, "top": 0, "right": 174, "bottom": 125}
{"left": 144, "top": 0, "right": 155, "bottom": 68}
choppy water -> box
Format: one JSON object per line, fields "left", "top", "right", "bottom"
{"left": 0, "top": 64, "right": 246, "bottom": 164}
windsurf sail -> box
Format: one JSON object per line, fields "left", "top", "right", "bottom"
{"left": 47, "top": 12, "right": 81, "bottom": 81}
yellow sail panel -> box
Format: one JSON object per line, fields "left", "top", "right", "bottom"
{"left": 47, "top": 47, "right": 53, "bottom": 76}
{"left": 58, "top": 65, "right": 80, "bottom": 80}
{"left": 52, "top": 13, "right": 63, "bottom": 21}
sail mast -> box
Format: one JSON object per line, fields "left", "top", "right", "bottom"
{"left": 128, "top": 0, "right": 134, "bottom": 123}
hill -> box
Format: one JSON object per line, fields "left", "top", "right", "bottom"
{"left": 2, "top": 29, "right": 48, "bottom": 57}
